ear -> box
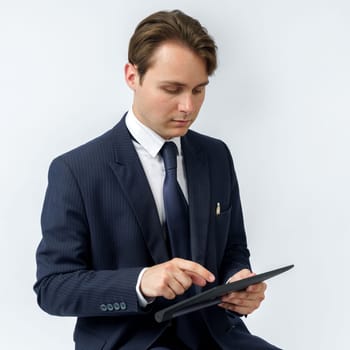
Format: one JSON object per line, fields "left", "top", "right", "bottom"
{"left": 124, "top": 63, "right": 139, "bottom": 90}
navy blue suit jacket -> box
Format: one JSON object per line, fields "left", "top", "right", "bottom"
{"left": 34, "top": 117, "right": 280, "bottom": 349}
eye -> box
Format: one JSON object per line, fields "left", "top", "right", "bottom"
{"left": 192, "top": 87, "right": 205, "bottom": 95}
{"left": 162, "top": 86, "right": 182, "bottom": 94}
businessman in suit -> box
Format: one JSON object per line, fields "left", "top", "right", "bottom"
{"left": 34, "top": 10, "right": 281, "bottom": 350}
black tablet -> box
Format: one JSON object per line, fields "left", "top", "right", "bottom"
{"left": 154, "top": 264, "right": 294, "bottom": 322}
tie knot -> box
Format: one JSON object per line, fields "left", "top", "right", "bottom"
{"left": 161, "top": 141, "right": 178, "bottom": 171}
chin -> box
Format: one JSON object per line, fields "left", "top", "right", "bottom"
{"left": 170, "top": 129, "right": 190, "bottom": 139}
{"left": 160, "top": 125, "right": 191, "bottom": 139}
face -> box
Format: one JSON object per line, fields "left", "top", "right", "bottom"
{"left": 125, "top": 41, "right": 209, "bottom": 139}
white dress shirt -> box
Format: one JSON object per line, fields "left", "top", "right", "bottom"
{"left": 125, "top": 109, "right": 189, "bottom": 306}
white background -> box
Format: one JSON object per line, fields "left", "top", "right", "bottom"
{"left": 1, "top": 1, "right": 349, "bottom": 349}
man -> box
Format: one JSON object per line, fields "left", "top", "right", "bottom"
{"left": 34, "top": 10, "right": 281, "bottom": 350}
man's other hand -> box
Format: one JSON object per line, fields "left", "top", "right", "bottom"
{"left": 219, "top": 269, "right": 267, "bottom": 315}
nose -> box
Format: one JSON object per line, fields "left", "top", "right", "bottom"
{"left": 178, "top": 94, "right": 194, "bottom": 115}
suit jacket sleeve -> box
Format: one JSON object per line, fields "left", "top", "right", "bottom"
{"left": 34, "top": 157, "right": 146, "bottom": 317}
{"left": 218, "top": 143, "right": 251, "bottom": 283}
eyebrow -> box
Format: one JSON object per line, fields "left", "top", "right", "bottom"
{"left": 159, "top": 80, "right": 209, "bottom": 88}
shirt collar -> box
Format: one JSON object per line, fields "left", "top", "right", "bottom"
{"left": 125, "top": 108, "right": 182, "bottom": 157}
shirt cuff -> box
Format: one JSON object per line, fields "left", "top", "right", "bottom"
{"left": 136, "top": 267, "right": 155, "bottom": 308}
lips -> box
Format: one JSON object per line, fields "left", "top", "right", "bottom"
{"left": 172, "top": 119, "right": 191, "bottom": 124}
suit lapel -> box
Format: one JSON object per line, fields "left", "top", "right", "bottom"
{"left": 109, "top": 119, "right": 170, "bottom": 264}
{"left": 182, "top": 133, "right": 211, "bottom": 266}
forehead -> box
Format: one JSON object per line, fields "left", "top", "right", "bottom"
{"left": 145, "top": 41, "right": 208, "bottom": 83}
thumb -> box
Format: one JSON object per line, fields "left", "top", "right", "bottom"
{"left": 229, "top": 268, "right": 255, "bottom": 283}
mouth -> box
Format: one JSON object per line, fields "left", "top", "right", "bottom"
{"left": 172, "top": 119, "right": 191, "bottom": 125}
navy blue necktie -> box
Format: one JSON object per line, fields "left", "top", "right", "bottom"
{"left": 161, "top": 142, "right": 190, "bottom": 259}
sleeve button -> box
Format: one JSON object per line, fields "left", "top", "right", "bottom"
{"left": 113, "top": 302, "right": 120, "bottom": 311}
{"left": 100, "top": 304, "right": 107, "bottom": 312}
{"left": 120, "top": 302, "right": 127, "bottom": 310}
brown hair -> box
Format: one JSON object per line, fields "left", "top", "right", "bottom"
{"left": 128, "top": 10, "right": 217, "bottom": 82}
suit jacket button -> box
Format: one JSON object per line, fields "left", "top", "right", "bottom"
{"left": 113, "top": 302, "right": 120, "bottom": 311}
{"left": 107, "top": 303, "right": 114, "bottom": 311}
{"left": 120, "top": 302, "right": 127, "bottom": 310}
{"left": 100, "top": 304, "right": 107, "bottom": 312}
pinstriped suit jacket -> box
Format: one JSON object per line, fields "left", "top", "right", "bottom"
{"left": 34, "top": 116, "right": 279, "bottom": 349}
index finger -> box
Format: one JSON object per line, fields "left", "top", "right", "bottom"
{"left": 172, "top": 258, "right": 215, "bottom": 283}
{"left": 246, "top": 281, "right": 267, "bottom": 293}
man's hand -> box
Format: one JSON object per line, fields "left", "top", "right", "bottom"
{"left": 140, "top": 258, "right": 215, "bottom": 300}
{"left": 219, "top": 269, "right": 267, "bottom": 315}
